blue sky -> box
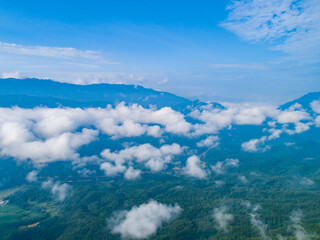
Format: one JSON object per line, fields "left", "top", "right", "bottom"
{"left": 0, "top": 0, "right": 319, "bottom": 104}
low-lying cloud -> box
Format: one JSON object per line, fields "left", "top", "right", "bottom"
{"left": 108, "top": 200, "right": 181, "bottom": 239}
{"left": 41, "top": 179, "right": 72, "bottom": 201}
{"left": 100, "top": 143, "right": 185, "bottom": 178}
{"left": 289, "top": 210, "right": 311, "bottom": 240}
{"left": 213, "top": 206, "right": 234, "bottom": 230}
{"left": 183, "top": 155, "right": 207, "bottom": 179}
{"left": 26, "top": 170, "right": 38, "bottom": 182}
{"left": 211, "top": 158, "right": 239, "bottom": 175}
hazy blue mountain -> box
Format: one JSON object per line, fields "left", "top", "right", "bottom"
{"left": 0, "top": 78, "right": 223, "bottom": 110}
{"left": 279, "top": 92, "right": 320, "bottom": 112}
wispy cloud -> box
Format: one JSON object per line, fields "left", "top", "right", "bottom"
{"left": 213, "top": 206, "right": 234, "bottom": 230}
{"left": 289, "top": 210, "right": 312, "bottom": 240}
{"left": 209, "top": 63, "right": 266, "bottom": 70}
{"left": 1, "top": 70, "right": 25, "bottom": 79}
{"left": 221, "top": 0, "right": 320, "bottom": 61}
{"left": 0, "top": 41, "right": 119, "bottom": 64}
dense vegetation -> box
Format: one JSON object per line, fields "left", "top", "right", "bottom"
{"left": 1, "top": 136, "right": 319, "bottom": 240}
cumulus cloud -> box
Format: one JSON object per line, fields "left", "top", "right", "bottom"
{"left": 221, "top": 0, "right": 320, "bottom": 61}
{"left": 0, "top": 119, "right": 98, "bottom": 165}
{"left": 191, "top": 102, "right": 315, "bottom": 144}
{"left": 242, "top": 108, "right": 313, "bottom": 151}
{"left": 0, "top": 104, "right": 193, "bottom": 167}
{"left": 276, "top": 111, "right": 311, "bottom": 124}
{"left": 211, "top": 158, "right": 239, "bottom": 174}
{"left": 190, "top": 103, "right": 280, "bottom": 136}
{"left": 267, "top": 128, "right": 283, "bottom": 140}
{"left": 310, "top": 100, "right": 320, "bottom": 114}
{"left": 183, "top": 155, "right": 207, "bottom": 179}
{"left": 0, "top": 101, "right": 317, "bottom": 171}
{"left": 41, "top": 179, "right": 72, "bottom": 201}
{"left": 197, "top": 135, "right": 219, "bottom": 148}
{"left": 242, "top": 136, "right": 269, "bottom": 152}
{"left": 124, "top": 167, "right": 141, "bottom": 180}
{"left": 108, "top": 200, "right": 181, "bottom": 239}
{"left": 97, "top": 103, "right": 192, "bottom": 136}
{"left": 191, "top": 103, "right": 275, "bottom": 128}
{"left": 213, "top": 206, "right": 234, "bottom": 230}
{"left": 26, "top": 170, "right": 38, "bottom": 182}
{"left": 100, "top": 143, "right": 184, "bottom": 177}
{"left": 100, "top": 161, "right": 127, "bottom": 177}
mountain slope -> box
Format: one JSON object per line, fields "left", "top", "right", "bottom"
{"left": 279, "top": 92, "right": 320, "bottom": 112}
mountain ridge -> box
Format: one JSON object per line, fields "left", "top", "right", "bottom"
{"left": 0, "top": 78, "right": 224, "bottom": 110}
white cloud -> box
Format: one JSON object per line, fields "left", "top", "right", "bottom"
{"left": 108, "top": 200, "right": 181, "bottom": 239}
{"left": 299, "top": 177, "right": 314, "bottom": 186}
{"left": 1, "top": 70, "right": 25, "bottom": 79}
{"left": 245, "top": 203, "right": 269, "bottom": 240}
{"left": 190, "top": 103, "right": 278, "bottom": 136}
{"left": 100, "top": 161, "right": 126, "bottom": 177}
{"left": 213, "top": 206, "right": 234, "bottom": 230}
{"left": 221, "top": 0, "right": 320, "bottom": 61}
{"left": 0, "top": 41, "right": 112, "bottom": 62}
{"left": 310, "top": 100, "right": 320, "bottom": 114}
{"left": 147, "top": 125, "right": 163, "bottom": 138}
{"left": 209, "top": 63, "right": 265, "bottom": 70}
{"left": 96, "top": 103, "right": 192, "bottom": 137}
{"left": 0, "top": 101, "right": 317, "bottom": 171}
{"left": 276, "top": 111, "right": 311, "bottom": 124}
{"left": 183, "top": 155, "right": 207, "bottom": 179}
{"left": 0, "top": 120, "right": 98, "bottom": 165}
{"left": 289, "top": 210, "right": 311, "bottom": 240}
{"left": 98, "top": 119, "right": 147, "bottom": 139}
{"left": 124, "top": 167, "right": 141, "bottom": 180}
{"left": 239, "top": 175, "right": 249, "bottom": 184}
{"left": 41, "top": 179, "right": 72, "bottom": 201}
{"left": 0, "top": 105, "right": 191, "bottom": 166}
{"left": 26, "top": 170, "right": 38, "bottom": 182}
{"left": 211, "top": 158, "right": 239, "bottom": 174}
{"left": 315, "top": 116, "right": 320, "bottom": 127}
{"left": 77, "top": 168, "right": 96, "bottom": 177}
{"left": 242, "top": 136, "right": 269, "bottom": 152}
{"left": 285, "top": 142, "right": 295, "bottom": 146}
{"left": 157, "top": 77, "right": 168, "bottom": 85}
{"left": 288, "top": 103, "right": 303, "bottom": 111}
{"left": 197, "top": 135, "right": 219, "bottom": 148}
{"left": 267, "top": 128, "right": 282, "bottom": 140}
{"left": 215, "top": 180, "right": 225, "bottom": 187}
{"left": 100, "top": 143, "right": 184, "bottom": 177}
{"left": 191, "top": 102, "right": 316, "bottom": 143}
